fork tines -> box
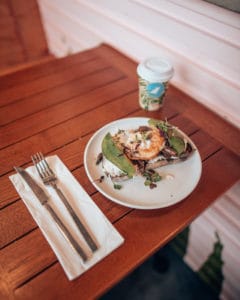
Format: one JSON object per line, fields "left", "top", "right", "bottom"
{"left": 31, "top": 152, "right": 54, "bottom": 179}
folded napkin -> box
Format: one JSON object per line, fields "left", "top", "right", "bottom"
{"left": 10, "top": 155, "right": 124, "bottom": 280}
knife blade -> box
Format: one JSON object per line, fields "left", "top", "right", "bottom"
{"left": 14, "top": 166, "right": 88, "bottom": 262}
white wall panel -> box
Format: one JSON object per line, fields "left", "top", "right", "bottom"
{"left": 169, "top": 0, "right": 240, "bottom": 27}
{"left": 80, "top": 0, "right": 240, "bottom": 84}
{"left": 38, "top": 2, "right": 102, "bottom": 57}
{"left": 135, "top": 0, "right": 240, "bottom": 43}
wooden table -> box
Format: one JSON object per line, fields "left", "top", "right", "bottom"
{"left": 0, "top": 44, "right": 239, "bottom": 300}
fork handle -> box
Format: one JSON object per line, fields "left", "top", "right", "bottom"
{"left": 53, "top": 185, "right": 98, "bottom": 252}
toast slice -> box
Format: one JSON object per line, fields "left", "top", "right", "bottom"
{"left": 100, "top": 119, "right": 195, "bottom": 182}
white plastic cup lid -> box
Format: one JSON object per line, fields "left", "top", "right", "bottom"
{"left": 137, "top": 57, "right": 174, "bottom": 82}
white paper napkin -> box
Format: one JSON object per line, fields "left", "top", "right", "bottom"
{"left": 9, "top": 155, "right": 124, "bottom": 280}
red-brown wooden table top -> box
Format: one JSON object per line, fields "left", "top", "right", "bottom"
{"left": 0, "top": 44, "right": 239, "bottom": 300}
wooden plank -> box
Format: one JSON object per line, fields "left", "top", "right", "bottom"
{"left": 0, "top": 0, "right": 49, "bottom": 80}
{"left": 14, "top": 9, "right": 48, "bottom": 61}
{"left": 12, "top": 148, "right": 240, "bottom": 300}
{"left": 0, "top": 42, "right": 24, "bottom": 57}
{"left": 9, "top": 0, "right": 49, "bottom": 61}
{"left": 0, "top": 65, "right": 124, "bottom": 126}
{"left": 0, "top": 16, "right": 17, "bottom": 39}
{"left": 0, "top": 14, "right": 24, "bottom": 69}
{"left": 0, "top": 0, "right": 11, "bottom": 16}
{"left": 167, "top": 86, "right": 240, "bottom": 156}
{"left": 0, "top": 80, "right": 137, "bottom": 174}
{"left": 191, "top": 130, "right": 223, "bottom": 160}
{"left": 0, "top": 174, "right": 20, "bottom": 209}
{"left": 0, "top": 51, "right": 25, "bottom": 69}
{"left": 0, "top": 57, "right": 111, "bottom": 106}
{"left": 10, "top": 0, "right": 38, "bottom": 15}
{"left": 0, "top": 48, "right": 99, "bottom": 89}
{"left": 0, "top": 230, "right": 56, "bottom": 292}
{"left": 2, "top": 74, "right": 136, "bottom": 148}
{"left": 0, "top": 55, "right": 54, "bottom": 77}
{"left": 0, "top": 201, "right": 36, "bottom": 249}
{"left": 158, "top": 114, "right": 200, "bottom": 135}
{"left": 0, "top": 39, "right": 23, "bottom": 57}
{"left": 95, "top": 44, "right": 137, "bottom": 78}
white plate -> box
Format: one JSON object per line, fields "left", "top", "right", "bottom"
{"left": 84, "top": 117, "right": 202, "bottom": 209}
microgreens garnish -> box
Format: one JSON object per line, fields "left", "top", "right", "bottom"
{"left": 143, "top": 169, "right": 162, "bottom": 189}
{"left": 113, "top": 184, "right": 122, "bottom": 190}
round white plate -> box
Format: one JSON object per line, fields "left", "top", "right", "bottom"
{"left": 84, "top": 117, "right": 202, "bottom": 209}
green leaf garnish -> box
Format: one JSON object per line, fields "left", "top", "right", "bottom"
{"left": 113, "top": 184, "right": 122, "bottom": 190}
{"left": 148, "top": 119, "right": 169, "bottom": 132}
{"left": 143, "top": 169, "right": 162, "bottom": 189}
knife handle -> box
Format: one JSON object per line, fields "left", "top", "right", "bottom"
{"left": 45, "top": 203, "right": 88, "bottom": 262}
{"left": 54, "top": 186, "right": 98, "bottom": 252}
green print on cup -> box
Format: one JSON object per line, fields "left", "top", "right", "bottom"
{"left": 139, "top": 77, "right": 168, "bottom": 111}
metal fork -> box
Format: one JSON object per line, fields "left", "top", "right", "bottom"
{"left": 31, "top": 152, "right": 98, "bottom": 252}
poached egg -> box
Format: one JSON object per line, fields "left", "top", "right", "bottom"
{"left": 113, "top": 126, "right": 165, "bottom": 160}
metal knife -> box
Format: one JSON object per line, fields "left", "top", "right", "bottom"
{"left": 14, "top": 166, "right": 88, "bottom": 262}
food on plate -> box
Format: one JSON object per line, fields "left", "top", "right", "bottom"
{"left": 113, "top": 125, "right": 165, "bottom": 160}
{"left": 96, "top": 118, "right": 195, "bottom": 188}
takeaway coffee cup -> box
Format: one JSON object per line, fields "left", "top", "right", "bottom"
{"left": 137, "top": 57, "right": 174, "bottom": 111}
